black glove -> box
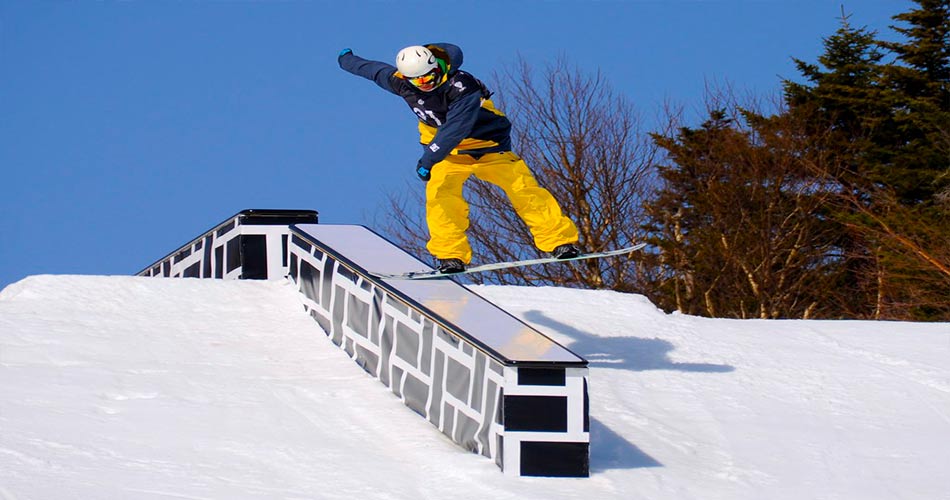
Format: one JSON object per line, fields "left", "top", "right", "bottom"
{"left": 416, "top": 161, "right": 432, "bottom": 182}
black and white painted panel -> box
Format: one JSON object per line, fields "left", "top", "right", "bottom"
{"left": 289, "top": 239, "right": 508, "bottom": 460}
{"left": 503, "top": 366, "right": 591, "bottom": 477}
{"left": 139, "top": 214, "right": 241, "bottom": 280}
{"left": 137, "top": 210, "right": 317, "bottom": 280}
{"left": 290, "top": 224, "right": 590, "bottom": 476}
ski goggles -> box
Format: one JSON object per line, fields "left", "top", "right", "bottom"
{"left": 407, "top": 69, "right": 441, "bottom": 91}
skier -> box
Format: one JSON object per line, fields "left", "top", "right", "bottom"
{"left": 338, "top": 43, "right": 580, "bottom": 274}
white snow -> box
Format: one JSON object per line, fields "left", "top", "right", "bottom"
{"left": 1, "top": 275, "right": 948, "bottom": 499}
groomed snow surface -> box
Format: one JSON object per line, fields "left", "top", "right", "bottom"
{"left": 1, "top": 275, "right": 948, "bottom": 499}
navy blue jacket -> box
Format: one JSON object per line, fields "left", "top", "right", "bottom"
{"left": 339, "top": 43, "right": 512, "bottom": 171}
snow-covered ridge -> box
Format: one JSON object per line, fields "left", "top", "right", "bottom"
{"left": 2, "top": 275, "right": 948, "bottom": 499}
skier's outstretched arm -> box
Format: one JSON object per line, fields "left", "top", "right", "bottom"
{"left": 338, "top": 49, "right": 399, "bottom": 95}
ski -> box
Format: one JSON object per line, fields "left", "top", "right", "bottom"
{"left": 373, "top": 243, "right": 647, "bottom": 280}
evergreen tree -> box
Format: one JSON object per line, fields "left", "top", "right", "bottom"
{"left": 784, "top": 11, "right": 892, "bottom": 189}
{"left": 647, "top": 4, "right": 950, "bottom": 320}
{"left": 646, "top": 107, "right": 844, "bottom": 319}
{"left": 882, "top": 0, "right": 950, "bottom": 102}
{"left": 779, "top": 12, "right": 890, "bottom": 318}
{"left": 876, "top": 0, "right": 950, "bottom": 319}
{"left": 782, "top": 5, "right": 950, "bottom": 319}
{"left": 879, "top": 0, "right": 950, "bottom": 204}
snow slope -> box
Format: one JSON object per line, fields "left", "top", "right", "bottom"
{"left": 1, "top": 275, "right": 948, "bottom": 499}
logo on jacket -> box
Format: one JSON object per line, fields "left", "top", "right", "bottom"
{"left": 453, "top": 81, "right": 466, "bottom": 91}
{"left": 429, "top": 143, "right": 440, "bottom": 152}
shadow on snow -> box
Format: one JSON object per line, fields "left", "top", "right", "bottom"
{"left": 590, "top": 416, "right": 662, "bottom": 471}
{"left": 522, "top": 309, "right": 735, "bottom": 373}
{"left": 520, "top": 309, "right": 735, "bottom": 472}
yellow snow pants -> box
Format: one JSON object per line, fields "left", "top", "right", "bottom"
{"left": 425, "top": 151, "right": 579, "bottom": 263}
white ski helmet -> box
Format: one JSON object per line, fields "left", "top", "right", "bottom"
{"left": 396, "top": 45, "right": 438, "bottom": 77}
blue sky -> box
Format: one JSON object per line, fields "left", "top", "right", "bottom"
{"left": 0, "top": 1, "right": 913, "bottom": 288}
